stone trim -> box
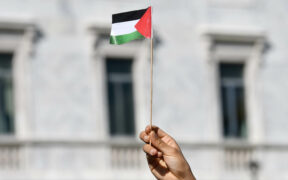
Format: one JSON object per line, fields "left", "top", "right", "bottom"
{"left": 0, "top": 21, "right": 37, "bottom": 139}
{"left": 200, "top": 25, "right": 266, "bottom": 143}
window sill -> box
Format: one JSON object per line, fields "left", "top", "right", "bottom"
{"left": 108, "top": 136, "right": 139, "bottom": 145}
{"left": 0, "top": 135, "right": 20, "bottom": 145}
{"left": 222, "top": 138, "right": 252, "bottom": 147}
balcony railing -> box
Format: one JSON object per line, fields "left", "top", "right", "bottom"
{"left": 0, "top": 139, "right": 22, "bottom": 171}
{"left": 0, "top": 139, "right": 286, "bottom": 175}
{"left": 224, "top": 144, "right": 254, "bottom": 171}
{"left": 111, "top": 144, "right": 144, "bottom": 169}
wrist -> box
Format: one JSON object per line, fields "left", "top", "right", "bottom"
{"left": 182, "top": 166, "right": 196, "bottom": 180}
{"left": 183, "top": 172, "right": 196, "bottom": 180}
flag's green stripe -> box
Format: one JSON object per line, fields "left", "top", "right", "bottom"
{"left": 110, "top": 31, "right": 144, "bottom": 45}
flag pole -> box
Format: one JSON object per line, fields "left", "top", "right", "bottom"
{"left": 150, "top": 35, "right": 153, "bottom": 131}
{"left": 149, "top": 5, "right": 153, "bottom": 145}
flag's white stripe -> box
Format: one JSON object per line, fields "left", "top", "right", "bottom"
{"left": 111, "top": 19, "right": 140, "bottom": 36}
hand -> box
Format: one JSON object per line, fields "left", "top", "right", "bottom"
{"left": 139, "top": 125, "right": 196, "bottom": 180}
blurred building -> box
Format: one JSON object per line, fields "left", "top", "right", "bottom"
{"left": 0, "top": 0, "right": 288, "bottom": 180}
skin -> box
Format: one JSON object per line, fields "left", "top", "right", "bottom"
{"left": 139, "top": 125, "right": 196, "bottom": 180}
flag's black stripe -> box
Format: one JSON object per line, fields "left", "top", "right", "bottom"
{"left": 112, "top": 8, "right": 148, "bottom": 24}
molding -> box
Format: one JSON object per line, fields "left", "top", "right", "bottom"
{"left": 88, "top": 24, "right": 110, "bottom": 35}
{"left": 199, "top": 24, "right": 266, "bottom": 42}
{"left": 0, "top": 138, "right": 288, "bottom": 150}
{"left": 0, "top": 21, "right": 37, "bottom": 139}
{"left": 200, "top": 26, "right": 267, "bottom": 143}
{"left": 0, "top": 21, "right": 35, "bottom": 31}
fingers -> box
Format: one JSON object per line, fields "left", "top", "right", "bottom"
{"left": 139, "top": 131, "right": 150, "bottom": 143}
{"left": 140, "top": 125, "right": 177, "bottom": 155}
{"left": 146, "top": 155, "right": 170, "bottom": 179}
{"left": 145, "top": 125, "right": 170, "bottom": 139}
{"left": 146, "top": 155, "right": 167, "bottom": 170}
{"left": 143, "top": 144, "right": 157, "bottom": 156}
{"left": 140, "top": 130, "right": 163, "bottom": 157}
{"left": 150, "top": 131, "right": 176, "bottom": 155}
{"left": 143, "top": 144, "right": 163, "bottom": 157}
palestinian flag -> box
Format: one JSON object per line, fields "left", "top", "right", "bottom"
{"left": 110, "top": 6, "right": 152, "bottom": 45}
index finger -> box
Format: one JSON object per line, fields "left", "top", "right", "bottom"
{"left": 145, "top": 125, "right": 171, "bottom": 139}
{"left": 139, "top": 131, "right": 150, "bottom": 143}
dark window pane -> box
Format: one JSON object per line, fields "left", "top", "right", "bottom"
{"left": 106, "top": 58, "right": 135, "bottom": 136}
{"left": 0, "top": 53, "right": 14, "bottom": 134}
{"left": 219, "top": 63, "right": 246, "bottom": 138}
{"left": 220, "top": 64, "right": 243, "bottom": 79}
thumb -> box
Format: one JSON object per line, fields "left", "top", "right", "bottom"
{"left": 150, "top": 131, "right": 174, "bottom": 155}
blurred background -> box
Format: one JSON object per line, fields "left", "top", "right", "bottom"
{"left": 0, "top": 0, "right": 288, "bottom": 179}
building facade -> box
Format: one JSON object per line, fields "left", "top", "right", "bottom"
{"left": 0, "top": 0, "right": 288, "bottom": 179}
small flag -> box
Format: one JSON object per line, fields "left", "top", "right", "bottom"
{"left": 110, "top": 7, "right": 152, "bottom": 45}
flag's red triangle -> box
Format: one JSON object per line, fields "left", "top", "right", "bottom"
{"left": 135, "top": 6, "right": 151, "bottom": 38}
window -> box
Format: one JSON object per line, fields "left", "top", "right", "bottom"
{"left": 106, "top": 58, "right": 135, "bottom": 136}
{"left": 219, "top": 63, "right": 246, "bottom": 138}
{"left": 203, "top": 29, "right": 265, "bottom": 141}
{"left": 0, "top": 53, "right": 14, "bottom": 134}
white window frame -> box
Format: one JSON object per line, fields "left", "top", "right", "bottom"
{"left": 89, "top": 26, "right": 149, "bottom": 140}
{"left": 0, "top": 21, "right": 35, "bottom": 139}
{"left": 200, "top": 26, "right": 266, "bottom": 143}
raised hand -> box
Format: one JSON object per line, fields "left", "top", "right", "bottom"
{"left": 139, "top": 125, "right": 196, "bottom": 180}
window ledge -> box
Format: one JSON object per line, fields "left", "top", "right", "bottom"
{"left": 198, "top": 24, "right": 266, "bottom": 42}
{"left": 108, "top": 136, "right": 139, "bottom": 145}
{"left": 0, "top": 21, "right": 35, "bottom": 31}
{"left": 0, "top": 135, "right": 21, "bottom": 145}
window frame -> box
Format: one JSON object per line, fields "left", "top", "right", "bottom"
{"left": 201, "top": 27, "right": 266, "bottom": 143}
{"left": 0, "top": 21, "right": 36, "bottom": 139}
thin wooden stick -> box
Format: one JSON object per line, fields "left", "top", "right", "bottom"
{"left": 150, "top": 37, "right": 153, "bottom": 130}
{"left": 149, "top": 5, "right": 154, "bottom": 146}
{"left": 149, "top": 37, "right": 154, "bottom": 146}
